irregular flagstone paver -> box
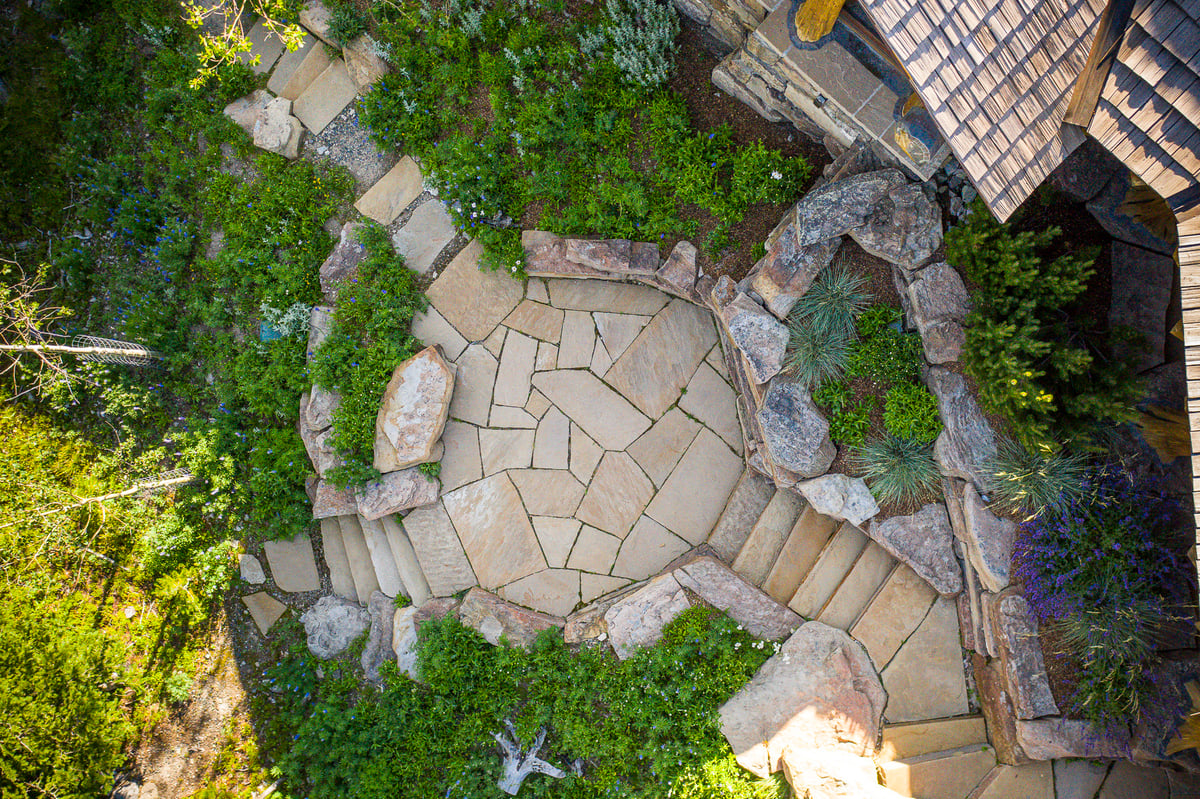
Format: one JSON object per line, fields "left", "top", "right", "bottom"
{"left": 627, "top": 408, "right": 701, "bottom": 487}
{"left": 645, "top": 429, "right": 744, "bottom": 545}
{"left": 673, "top": 556, "right": 802, "bottom": 640}
{"left": 532, "top": 407, "right": 570, "bottom": 469}
{"left": 390, "top": 200, "right": 456, "bottom": 274}
{"left": 575, "top": 451, "right": 656, "bottom": 538}
{"left": 1052, "top": 761, "right": 1109, "bottom": 799}
{"left": 589, "top": 337, "right": 613, "bottom": 376}
{"left": 356, "top": 467, "right": 440, "bottom": 520}
{"left": 547, "top": 279, "right": 669, "bottom": 315}
{"left": 850, "top": 563, "right": 937, "bottom": 669}
{"left": 532, "top": 517, "right": 582, "bottom": 568}
{"left": 973, "top": 762, "right": 1054, "bottom": 799}
{"left": 448, "top": 343, "right": 496, "bottom": 426}
{"left": 605, "top": 298, "right": 718, "bottom": 418}
{"left": 458, "top": 588, "right": 563, "bottom": 647}
{"left": 566, "top": 526, "right": 622, "bottom": 573}
{"left": 605, "top": 573, "right": 694, "bottom": 659}
{"left": 444, "top": 474, "right": 547, "bottom": 589}
{"left": 881, "top": 597, "right": 968, "bottom": 723}
{"left": 269, "top": 31, "right": 330, "bottom": 101}
{"left": 679, "top": 361, "right": 742, "bottom": 454}
{"left": 478, "top": 427, "right": 535, "bottom": 475}
{"left": 535, "top": 341, "right": 557, "bottom": 371}
{"left": 880, "top": 745, "right": 996, "bottom": 799}
{"left": 706, "top": 343, "right": 731, "bottom": 381}
{"left": 706, "top": 470, "right": 776, "bottom": 563}
{"left": 238, "top": 18, "right": 285, "bottom": 73}
{"left": 243, "top": 591, "right": 288, "bottom": 635}
{"left": 494, "top": 329, "right": 539, "bottom": 406}
{"left": 527, "top": 278, "right": 549, "bottom": 303}
{"left": 374, "top": 347, "right": 454, "bottom": 473}
{"left": 427, "top": 240, "right": 524, "bottom": 342}
{"left": 595, "top": 312, "right": 649, "bottom": 360}
{"left": 401, "top": 503, "right": 477, "bottom": 597}
{"left": 509, "top": 469, "right": 586, "bottom": 517}
{"left": 532, "top": 370, "right": 651, "bottom": 451}
{"left": 500, "top": 569, "right": 581, "bottom": 617}
{"left": 489, "top": 405, "right": 538, "bottom": 428}
{"left": 263, "top": 532, "right": 321, "bottom": 593}
{"left": 483, "top": 325, "right": 506, "bottom": 356}
{"left": 411, "top": 307, "right": 468, "bottom": 362}
{"left": 557, "top": 310, "right": 595, "bottom": 368}
{"left": 525, "top": 389, "right": 551, "bottom": 419}
{"left": 504, "top": 300, "right": 564, "bottom": 343}
{"left": 569, "top": 423, "right": 603, "bottom": 483}
{"left": 292, "top": 58, "right": 357, "bottom": 134}
{"left": 359, "top": 516, "right": 405, "bottom": 598}
{"left": 582, "top": 573, "right": 632, "bottom": 603}
{"left": 612, "top": 516, "right": 690, "bottom": 580}
{"left": 439, "top": 420, "right": 482, "bottom": 492}
{"left": 354, "top": 156, "right": 423, "bottom": 225}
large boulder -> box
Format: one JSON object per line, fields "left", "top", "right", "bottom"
{"left": 457, "top": 588, "right": 563, "bottom": 648}
{"left": 604, "top": 573, "right": 694, "bottom": 659}
{"left": 757, "top": 377, "right": 836, "bottom": 478}
{"left": 790, "top": 170, "right": 908, "bottom": 247}
{"left": 655, "top": 240, "right": 699, "bottom": 297}
{"left": 307, "top": 306, "right": 334, "bottom": 359}
{"left": 223, "top": 90, "right": 303, "bottom": 159}
{"left": 867, "top": 503, "right": 962, "bottom": 596}
{"left": 300, "top": 595, "right": 371, "bottom": 658}
{"left": 719, "top": 622, "right": 886, "bottom": 777}
{"left": 373, "top": 346, "right": 455, "bottom": 472}
{"left": 308, "top": 477, "right": 359, "bottom": 519}
{"left": 991, "top": 591, "right": 1058, "bottom": 719}
{"left": 361, "top": 591, "right": 396, "bottom": 682}
{"left": 747, "top": 229, "right": 842, "bottom": 319}
{"left": 782, "top": 748, "right": 906, "bottom": 799}
{"left": 848, "top": 183, "right": 942, "bottom": 272}
{"left": 906, "top": 262, "right": 971, "bottom": 364}
{"left": 319, "top": 222, "right": 368, "bottom": 301}
{"left": 343, "top": 34, "right": 390, "bottom": 91}
{"left": 1016, "top": 716, "right": 1130, "bottom": 760}
{"left": 720, "top": 293, "right": 789, "bottom": 384}
{"left": 795, "top": 474, "right": 879, "bottom": 526}
{"left": 961, "top": 484, "right": 1016, "bottom": 593}
{"left": 926, "top": 367, "right": 997, "bottom": 486}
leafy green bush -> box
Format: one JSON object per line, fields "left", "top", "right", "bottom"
{"left": 883, "top": 382, "right": 942, "bottom": 443}
{"left": 982, "top": 437, "right": 1088, "bottom": 517}
{"left": 846, "top": 323, "right": 921, "bottom": 384}
{"left": 327, "top": 0, "right": 369, "bottom": 45}
{"left": 851, "top": 434, "right": 939, "bottom": 507}
{"left": 813, "top": 380, "right": 873, "bottom": 447}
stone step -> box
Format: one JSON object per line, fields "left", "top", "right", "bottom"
{"left": 236, "top": 18, "right": 285, "bottom": 75}
{"left": 731, "top": 489, "right": 806, "bottom": 585}
{"left": 761, "top": 505, "right": 839, "bottom": 604}
{"left": 337, "top": 514, "right": 380, "bottom": 605}
{"left": 319, "top": 516, "right": 357, "bottom": 602}
{"left": 267, "top": 29, "right": 333, "bottom": 101}
{"left": 292, "top": 57, "right": 357, "bottom": 135}
{"left": 968, "top": 763, "right": 1053, "bottom": 799}
{"left": 706, "top": 469, "right": 776, "bottom": 563}
{"left": 880, "top": 744, "right": 996, "bottom": 799}
{"left": 381, "top": 514, "right": 433, "bottom": 607}
{"left": 358, "top": 515, "right": 405, "bottom": 598}
{"left": 851, "top": 563, "right": 938, "bottom": 669}
{"left": 881, "top": 716, "right": 988, "bottom": 761}
{"left": 788, "top": 522, "right": 869, "bottom": 618}
{"left": 817, "top": 543, "right": 896, "bottom": 630}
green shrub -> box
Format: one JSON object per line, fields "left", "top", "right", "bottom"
{"left": 883, "top": 382, "right": 942, "bottom": 443}
{"left": 813, "top": 380, "right": 873, "bottom": 447}
{"left": 851, "top": 434, "right": 940, "bottom": 506}
{"left": 982, "top": 437, "right": 1089, "bottom": 517}
{"left": 327, "top": 0, "right": 369, "bottom": 44}
{"left": 846, "top": 325, "right": 921, "bottom": 384}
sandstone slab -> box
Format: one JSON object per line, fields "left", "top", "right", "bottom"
{"left": 612, "top": 516, "right": 690, "bottom": 581}
{"left": 721, "top": 292, "right": 789, "bottom": 384}
{"left": 656, "top": 240, "right": 699, "bottom": 296}
{"left": 509, "top": 469, "right": 585, "bottom": 517}
{"left": 494, "top": 329, "right": 538, "bottom": 407}
{"left": 881, "top": 597, "right": 968, "bottom": 722}
{"left": 411, "top": 306, "right": 468, "bottom": 362}
{"left": 355, "top": 155, "right": 423, "bottom": 224}
{"left": 645, "top": 428, "right": 744, "bottom": 545}
{"left": 458, "top": 588, "right": 563, "bottom": 647}
{"left": 796, "top": 473, "right": 879, "bottom": 526}
{"left": 310, "top": 478, "right": 359, "bottom": 519}
{"left": 867, "top": 503, "right": 962, "bottom": 596}
{"left": 576, "top": 451, "right": 656, "bottom": 539}
{"left": 927, "top": 367, "right": 996, "bottom": 486}
{"left": 569, "top": 423, "right": 603, "bottom": 483}
{"left": 343, "top": 34, "right": 390, "bottom": 91}
{"left": 439, "top": 420, "right": 481, "bottom": 491}
{"left": 373, "top": 347, "right": 454, "bottom": 472}
{"left": 292, "top": 58, "right": 357, "bottom": 134}
{"left": 300, "top": 595, "right": 370, "bottom": 657}
{"left": 594, "top": 312, "right": 649, "bottom": 360}
{"left": 504, "top": 300, "right": 564, "bottom": 343}
{"left": 268, "top": 31, "right": 330, "bottom": 101}
{"left": 427, "top": 239, "right": 524, "bottom": 341}
{"left": 581, "top": 573, "right": 631, "bottom": 604}
{"left": 626, "top": 408, "right": 701, "bottom": 487}
{"left": 391, "top": 200, "right": 456, "bottom": 275}
{"left": 531, "top": 370, "right": 651, "bottom": 450}
{"left": 557, "top": 309, "right": 595, "bottom": 368}
{"left": 566, "top": 526, "right": 622, "bottom": 573}
{"left": 356, "top": 467, "right": 440, "bottom": 520}
{"left": 547, "top": 279, "right": 669, "bottom": 315}
{"left": 673, "top": 556, "right": 802, "bottom": 640}
{"left": 850, "top": 564, "right": 937, "bottom": 669}
{"left": 401, "top": 502, "right": 477, "bottom": 596}
{"left": 448, "top": 343, "right": 496, "bottom": 427}
{"left": 243, "top": 591, "right": 288, "bottom": 636}
{"left": 237, "top": 19, "right": 285, "bottom": 73}
{"left": 719, "top": 621, "right": 886, "bottom": 777}
{"left": 336, "top": 514, "right": 381, "bottom": 604}
{"left": 758, "top": 377, "right": 836, "bottom": 478}
{"left": 263, "top": 532, "right": 321, "bottom": 593}
{"left": 706, "top": 470, "right": 776, "bottom": 563}
{"left": 532, "top": 517, "right": 582, "bottom": 569}
{"left": 500, "top": 569, "right": 581, "bottom": 617}
{"left": 782, "top": 748, "right": 903, "bottom": 799}
{"left": 994, "top": 592, "right": 1058, "bottom": 719}
{"left": 532, "top": 407, "right": 569, "bottom": 470}
{"left": 678, "top": 362, "right": 742, "bottom": 453}
{"left": 604, "top": 573, "right": 694, "bottom": 659}
{"left": 443, "top": 474, "right": 546, "bottom": 589}
{"left": 1051, "top": 760, "right": 1109, "bottom": 799}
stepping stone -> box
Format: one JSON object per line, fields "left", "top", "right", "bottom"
{"left": 237, "top": 18, "right": 285, "bottom": 74}
{"left": 569, "top": 423, "right": 603, "bottom": 483}
{"left": 500, "top": 569, "right": 581, "bottom": 617}
{"left": 880, "top": 745, "right": 995, "bottom": 798}
{"left": 490, "top": 405, "right": 538, "bottom": 428}
{"left": 494, "top": 330, "right": 538, "bottom": 406}
{"left": 532, "top": 517, "right": 582, "bottom": 568}
{"left": 354, "top": 156, "right": 423, "bottom": 225}
{"left": 509, "top": 469, "right": 586, "bottom": 517}
{"left": 267, "top": 31, "right": 330, "bottom": 100}
{"left": 381, "top": 515, "right": 432, "bottom": 607}
{"left": 595, "top": 312, "right": 649, "bottom": 360}
{"left": 788, "top": 523, "right": 869, "bottom": 618}
{"left": 535, "top": 341, "right": 557, "bottom": 371}
{"left": 299, "top": 0, "right": 336, "bottom": 44}
{"left": 319, "top": 517, "right": 357, "bottom": 601}
{"left": 239, "top": 553, "right": 265, "bottom": 584}
{"left": 611, "top": 516, "right": 690, "bottom": 581}
{"left": 1099, "top": 762, "right": 1170, "bottom": 799}
{"left": 707, "top": 470, "right": 776, "bottom": 563}
{"left": 359, "top": 516, "right": 405, "bottom": 598}
{"left": 263, "top": 532, "right": 321, "bottom": 592}
{"left": 427, "top": 240, "right": 524, "bottom": 342}
{"left": 479, "top": 428, "right": 534, "bottom": 474}
{"left": 816, "top": 544, "right": 895, "bottom": 630}
{"left": 336, "top": 515, "right": 380, "bottom": 604}
{"left": 732, "top": 490, "right": 806, "bottom": 586}
{"left": 412, "top": 307, "right": 468, "bottom": 361}
{"left": 881, "top": 597, "right": 968, "bottom": 722}
{"left": 504, "top": 300, "right": 564, "bottom": 343}
{"left": 557, "top": 310, "right": 595, "bottom": 368}
{"left": 576, "top": 452, "right": 655, "bottom": 538}
{"left": 401, "top": 503, "right": 477, "bottom": 596}
{"left": 605, "top": 299, "right": 718, "bottom": 418}
{"left": 605, "top": 573, "right": 693, "bottom": 659}
{"left": 567, "top": 526, "right": 622, "bottom": 573}
{"left": 391, "top": 200, "right": 457, "bottom": 274}
{"left": 547, "top": 279, "right": 669, "bottom": 315}
{"left": 444, "top": 474, "right": 547, "bottom": 589}
{"left": 850, "top": 563, "right": 937, "bottom": 669}
{"left": 448, "top": 343, "right": 496, "bottom": 427}
{"left": 439, "top": 420, "right": 482, "bottom": 492}
{"left": 627, "top": 408, "right": 701, "bottom": 487}
{"left": 762, "top": 507, "right": 839, "bottom": 605}
{"left": 582, "top": 573, "right": 631, "bottom": 603}
{"left": 678, "top": 361, "right": 742, "bottom": 454}
{"left": 343, "top": 33, "right": 390, "bottom": 92}
{"left": 532, "top": 407, "right": 569, "bottom": 469}
{"left": 531, "top": 370, "right": 651, "bottom": 451}
{"left": 881, "top": 716, "right": 987, "bottom": 761}
{"left": 242, "top": 592, "right": 287, "bottom": 635}
{"left": 973, "top": 763, "right": 1054, "bottom": 799}
{"left": 292, "top": 58, "right": 356, "bottom": 134}
{"left": 458, "top": 587, "right": 563, "bottom": 647}
{"left": 1052, "top": 760, "right": 1109, "bottom": 799}
{"left": 644, "top": 428, "right": 743, "bottom": 545}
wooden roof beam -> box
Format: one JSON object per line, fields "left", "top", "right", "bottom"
{"left": 1065, "top": 0, "right": 1137, "bottom": 127}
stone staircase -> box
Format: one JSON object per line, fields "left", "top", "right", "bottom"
{"left": 879, "top": 716, "right": 995, "bottom": 798}
{"left": 319, "top": 514, "right": 432, "bottom": 608}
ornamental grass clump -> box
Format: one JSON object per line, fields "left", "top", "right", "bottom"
{"left": 783, "top": 261, "right": 870, "bottom": 387}
{"left": 982, "top": 436, "right": 1089, "bottom": 518}
{"left": 850, "top": 434, "right": 939, "bottom": 507}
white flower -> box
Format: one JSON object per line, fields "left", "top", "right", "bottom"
{"left": 770, "top": 170, "right": 783, "bottom": 180}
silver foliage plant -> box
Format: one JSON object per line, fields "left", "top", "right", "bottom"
{"left": 603, "top": 0, "right": 680, "bottom": 88}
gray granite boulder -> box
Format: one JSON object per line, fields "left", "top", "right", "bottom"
{"left": 300, "top": 595, "right": 371, "bottom": 658}
{"left": 867, "top": 503, "right": 962, "bottom": 596}
{"left": 796, "top": 474, "right": 879, "bottom": 526}
{"left": 239, "top": 553, "right": 266, "bottom": 584}
{"left": 757, "top": 377, "right": 836, "bottom": 478}
{"left": 906, "top": 262, "right": 971, "bottom": 364}
{"left": 719, "top": 622, "right": 886, "bottom": 777}
{"left": 1016, "top": 716, "right": 1130, "bottom": 760}
{"left": 848, "top": 183, "right": 942, "bottom": 272}
{"left": 391, "top": 605, "right": 421, "bottom": 681}
{"left": 721, "top": 293, "right": 789, "bottom": 384}
{"left": 319, "top": 222, "right": 367, "bottom": 301}
{"left": 307, "top": 306, "right": 334, "bottom": 359}
{"left": 308, "top": 477, "right": 359, "bottom": 519}
{"left": 992, "top": 591, "right": 1058, "bottom": 719}
{"left": 361, "top": 591, "right": 396, "bottom": 682}
{"left": 791, "top": 169, "right": 908, "bottom": 247}
{"left": 962, "top": 483, "right": 1016, "bottom": 593}
{"left": 927, "top": 367, "right": 997, "bottom": 486}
